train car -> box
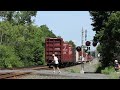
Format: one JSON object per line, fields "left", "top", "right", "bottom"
{"left": 62, "top": 42, "right": 76, "bottom": 66}
{"left": 77, "top": 51, "right": 93, "bottom": 62}
{"left": 69, "top": 44, "right": 76, "bottom": 64}
{"left": 45, "top": 38, "right": 63, "bottom": 66}
{"left": 45, "top": 38, "right": 76, "bottom": 67}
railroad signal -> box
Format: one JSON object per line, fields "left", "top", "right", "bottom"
{"left": 88, "top": 47, "right": 90, "bottom": 50}
{"left": 88, "top": 51, "right": 90, "bottom": 55}
{"left": 92, "top": 41, "right": 97, "bottom": 47}
{"left": 85, "top": 41, "right": 91, "bottom": 46}
{"left": 84, "top": 47, "right": 90, "bottom": 52}
{"left": 76, "top": 46, "right": 81, "bottom": 52}
{"left": 84, "top": 47, "right": 88, "bottom": 52}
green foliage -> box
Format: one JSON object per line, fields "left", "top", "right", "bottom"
{"left": 90, "top": 11, "right": 120, "bottom": 67}
{"left": 0, "top": 14, "right": 56, "bottom": 68}
{"left": 39, "top": 25, "right": 56, "bottom": 38}
{"left": 0, "top": 45, "right": 24, "bottom": 68}
{"left": 68, "top": 40, "right": 76, "bottom": 48}
{"left": 89, "top": 11, "right": 114, "bottom": 32}
{"left": 0, "top": 11, "right": 37, "bottom": 25}
{"left": 101, "top": 66, "right": 115, "bottom": 74}
{"left": 97, "top": 65, "right": 120, "bottom": 79}
{"left": 109, "top": 72, "right": 120, "bottom": 79}
{"left": 96, "top": 44, "right": 102, "bottom": 53}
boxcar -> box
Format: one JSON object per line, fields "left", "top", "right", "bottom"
{"left": 62, "top": 42, "right": 76, "bottom": 66}
{"left": 77, "top": 51, "right": 93, "bottom": 62}
{"left": 45, "top": 38, "right": 63, "bottom": 66}
{"left": 45, "top": 38, "right": 76, "bottom": 67}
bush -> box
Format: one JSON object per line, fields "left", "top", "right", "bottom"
{"left": 101, "top": 66, "right": 116, "bottom": 74}
{"left": 0, "top": 45, "right": 24, "bottom": 68}
{"left": 22, "top": 60, "right": 35, "bottom": 67}
{"left": 0, "top": 22, "right": 56, "bottom": 68}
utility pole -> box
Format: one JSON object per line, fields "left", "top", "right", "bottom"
{"left": 85, "top": 29, "right": 88, "bottom": 62}
{"left": 80, "top": 27, "right": 84, "bottom": 74}
{"left": 85, "top": 29, "right": 87, "bottom": 41}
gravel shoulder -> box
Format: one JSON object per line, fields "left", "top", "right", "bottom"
{"left": 18, "top": 58, "right": 110, "bottom": 79}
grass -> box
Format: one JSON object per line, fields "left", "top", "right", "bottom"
{"left": 64, "top": 61, "right": 120, "bottom": 79}
{"left": 109, "top": 72, "right": 120, "bottom": 79}
{"left": 65, "top": 66, "right": 80, "bottom": 73}
{"left": 99, "top": 66, "right": 120, "bottom": 79}
{"left": 101, "top": 66, "right": 115, "bottom": 74}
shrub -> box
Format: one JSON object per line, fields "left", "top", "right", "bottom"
{"left": 101, "top": 66, "right": 116, "bottom": 74}
{"left": 0, "top": 45, "right": 24, "bottom": 68}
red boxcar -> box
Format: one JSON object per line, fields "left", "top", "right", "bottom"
{"left": 45, "top": 38, "right": 63, "bottom": 65}
{"left": 45, "top": 38, "right": 75, "bottom": 66}
{"left": 68, "top": 44, "right": 76, "bottom": 63}
{"left": 78, "top": 51, "right": 93, "bottom": 62}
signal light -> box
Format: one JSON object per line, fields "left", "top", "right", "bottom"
{"left": 92, "top": 41, "right": 97, "bottom": 47}
{"left": 85, "top": 41, "right": 91, "bottom": 46}
{"left": 76, "top": 46, "right": 81, "bottom": 52}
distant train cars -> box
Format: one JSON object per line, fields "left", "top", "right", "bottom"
{"left": 45, "top": 38, "right": 76, "bottom": 67}
{"left": 78, "top": 51, "right": 93, "bottom": 62}
{"left": 45, "top": 37, "right": 93, "bottom": 67}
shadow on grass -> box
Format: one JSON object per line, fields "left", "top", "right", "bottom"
{"left": 84, "top": 72, "right": 96, "bottom": 74}
{"left": 95, "top": 66, "right": 105, "bottom": 73}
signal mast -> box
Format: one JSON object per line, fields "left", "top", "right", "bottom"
{"left": 80, "top": 27, "right": 84, "bottom": 74}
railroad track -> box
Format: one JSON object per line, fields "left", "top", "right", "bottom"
{"left": 0, "top": 65, "right": 51, "bottom": 70}
{"left": 0, "top": 63, "right": 87, "bottom": 79}
{"left": 0, "top": 72, "right": 32, "bottom": 79}
{"left": 32, "top": 66, "right": 52, "bottom": 70}
{"left": 0, "top": 66, "right": 51, "bottom": 79}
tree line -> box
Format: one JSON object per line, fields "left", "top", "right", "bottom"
{"left": 90, "top": 11, "right": 120, "bottom": 68}
{"left": 0, "top": 11, "right": 57, "bottom": 68}
{"left": 0, "top": 11, "right": 76, "bottom": 68}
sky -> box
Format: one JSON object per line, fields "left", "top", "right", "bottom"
{"left": 34, "top": 11, "right": 96, "bottom": 51}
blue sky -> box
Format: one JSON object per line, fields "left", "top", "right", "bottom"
{"left": 34, "top": 11, "right": 96, "bottom": 51}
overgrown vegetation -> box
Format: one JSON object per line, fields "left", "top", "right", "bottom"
{"left": 0, "top": 45, "right": 24, "bottom": 68}
{"left": 0, "top": 11, "right": 57, "bottom": 68}
{"left": 0, "top": 11, "right": 76, "bottom": 68}
{"left": 90, "top": 11, "right": 120, "bottom": 69}
{"left": 101, "top": 66, "right": 120, "bottom": 79}
{"left": 109, "top": 72, "right": 120, "bottom": 79}
{"left": 101, "top": 66, "right": 115, "bottom": 74}
{"left": 94, "top": 60, "right": 120, "bottom": 79}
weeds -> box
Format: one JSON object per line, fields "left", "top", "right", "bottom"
{"left": 65, "top": 67, "right": 80, "bottom": 73}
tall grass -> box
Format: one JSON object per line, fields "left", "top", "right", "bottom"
{"left": 95, "top": 62, "right": 120, "bottom": 79}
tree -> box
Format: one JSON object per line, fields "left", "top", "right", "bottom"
{"left": 68, "top": 40, "right": 76, "bottom": 48}
{"left": 89, "top": 11, "right": 113, "bottom": 67}
{"left": 0, "top": 20, "right": 57, "bottom": 68}
{"left": 90, "top": 11, "right": 120, "bottom": 67}
{"left": 0, "top": 11, "right": 37, "bottom": 25}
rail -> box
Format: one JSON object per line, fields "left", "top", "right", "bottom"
{"left": 0, "top": 72, "right": 31, "bottom": 79}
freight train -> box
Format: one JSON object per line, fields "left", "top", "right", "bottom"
{"left": 45, "top": 38, "right": 93, "bottom": 67}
